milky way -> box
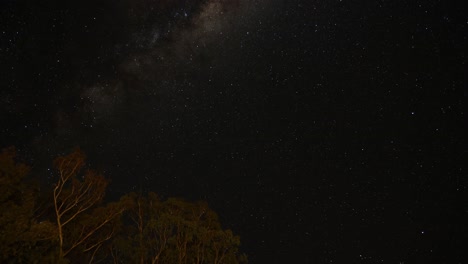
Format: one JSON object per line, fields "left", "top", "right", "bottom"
{"left": 2, "top": 0, "right": 466, "bottom": 262}
{"left": 55, "top": 0, "right": 275, "bottom": 143}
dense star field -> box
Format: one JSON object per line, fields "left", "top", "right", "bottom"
{"left": 1, "top": 0, "right": 466, "bottom": 262}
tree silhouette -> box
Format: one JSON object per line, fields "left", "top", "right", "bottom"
{"left": 52, "top": 149, "right": 124, "bottom": 261}
{"left": 112, "top": 192, "right": 247, "bottom": 264}
{"left": 0, "top": 147, "right": 247, "bottom": 263}
{"left": 0, "top": 147, "right": 56, "bottom": 263}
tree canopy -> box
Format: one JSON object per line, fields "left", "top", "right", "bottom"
{"left": 0, "top": 147, "right": 247, "bottom": 264}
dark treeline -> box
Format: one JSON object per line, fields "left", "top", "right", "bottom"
{"left": 0, "top": 147, "right": 247, "bottom": 264}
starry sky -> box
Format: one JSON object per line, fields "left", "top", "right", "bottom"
{"left": 1, "top": 0, "right": 467, "bottom": 262}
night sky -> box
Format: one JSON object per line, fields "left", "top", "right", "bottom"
{"left": 1, "top": 0, "right": 467, "bottom": 263}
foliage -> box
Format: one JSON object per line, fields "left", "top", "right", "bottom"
{"left": 0, "top": 147, "right": 57, "bottom": 263}
{"left": 52, "top": 149, "right": 126, "bottom": 262}
{"left": 111, "top": 193, "right": 247, "bottom": 264}
{"left": 0, "top": 147, "right": 246, "bottom": 263}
